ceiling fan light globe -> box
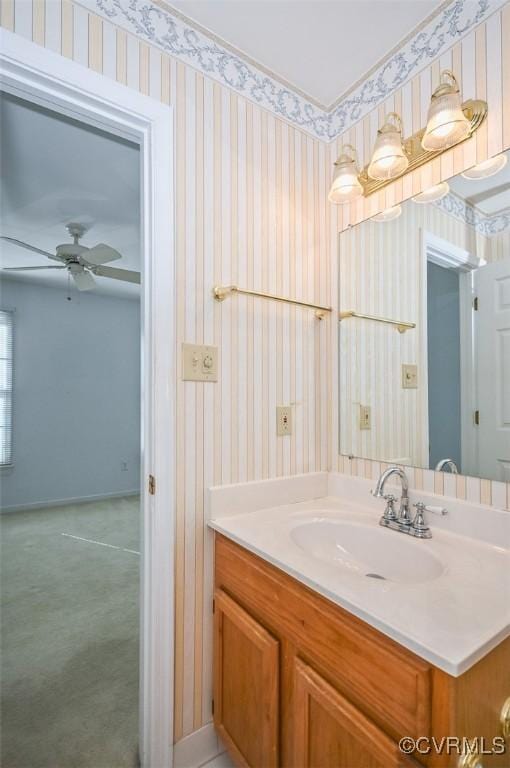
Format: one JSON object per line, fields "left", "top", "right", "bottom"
{"left": 69, "top": 263, "right": 96, "bottom": 291}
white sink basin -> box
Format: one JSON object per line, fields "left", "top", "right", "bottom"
{"left": 290, "top": 518, "right": 445, "bottom": 584}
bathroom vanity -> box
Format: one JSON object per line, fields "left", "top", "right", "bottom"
{"left": 209, "top": 489, "right": 510, "bottom": 768}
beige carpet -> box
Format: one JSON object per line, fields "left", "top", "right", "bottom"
{"left": 1, "top": 496, "right": 140, "bottom": 768}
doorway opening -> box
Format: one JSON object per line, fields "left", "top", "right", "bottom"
{"left": 1, "top": 91, "right": 142, "bottom": 767}
{"left": 0, "top": 29, "right": 175, "bottom": 768}
{"left": 426, "top": 260, "right": 462, "bottom": 471}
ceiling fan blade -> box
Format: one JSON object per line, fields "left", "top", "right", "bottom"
{"left": 2, "top": 265, "right": 67, "bottom": 271}
{"left": 0, "top": 236, "right": 62, "bottom": 262}
{"left": 84, "top": 244, "right": 122, "bottom": 265}
{"left": 71, "top": 268, "right": 96, "bottom": 291}
{"left": 94, "top": 265, "right": 140, "bottom": 284}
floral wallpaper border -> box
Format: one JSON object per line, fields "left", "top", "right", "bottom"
{"left": 77, "top": 0, "right": 506, "bottom": 140}
{"left": 435, "top": 192, "right": 510, "bottom": 236}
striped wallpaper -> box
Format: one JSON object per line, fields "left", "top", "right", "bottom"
{"left": 331, "top": 3, "right": 510, "bottom": 513}
{"left": 0, "top": 0, "right": 331, "bottom": 741}
{"left": 491, "top": 230, "right": 510, "bottom": 261}
{"left": 1, "top": 0, "right": 509, "bottom": 746}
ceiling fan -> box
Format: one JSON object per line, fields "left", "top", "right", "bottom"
{"left": 1, "top": 223, "right": 140, "bottom": 291}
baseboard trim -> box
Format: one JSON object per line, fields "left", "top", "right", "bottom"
{"left": 1, "top": 489, "right": 140, "bottom": 514}
{"left": 174, "top": 722, "right": 224, "bottom": 768}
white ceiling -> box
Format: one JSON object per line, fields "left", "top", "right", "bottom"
{"left": 449, "top": 150, "right": 510, "bottom": 215}
{"left": 169, "top": 0, "right": 442, "bottom": 107}
{"left": 0, "top": 93, "right": 140, "bottom": 299}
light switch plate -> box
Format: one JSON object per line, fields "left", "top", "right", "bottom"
{"left": 276, "top": 406, "right": 292, "bottom": 436}
{"left": 402, "top": 364, "right": 418, "bottom": 389}
{"left": 182, "top": 343, "right": 218, "bottom": 382}
{"left": 359, "top": 405, "right": 371, "bottom": 430}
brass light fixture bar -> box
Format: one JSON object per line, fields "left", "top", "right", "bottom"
{"left": 339, "top": 310, "right": 415, "bottom": 334}
{"left": 358, "top": 98, "right": 487, "bottom": 197}
{"left": 213, "top": 285, "right": 332, "bottom": 319}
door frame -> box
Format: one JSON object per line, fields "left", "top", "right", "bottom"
{"left": 422, "top": 230, "right": 478, "bottom": 475}
{"left": 0, "top": 28, "right": 176, "bottom": 768}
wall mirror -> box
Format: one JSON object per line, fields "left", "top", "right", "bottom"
{"left": 338, "top": 149, "right": 510, "bottom": 483}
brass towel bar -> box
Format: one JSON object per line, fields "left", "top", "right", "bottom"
{"left": 213, "top": 287, "right": 413, "bottom": 331}
{"left": 339, "top": 310, "right": 415, "bottom": 334}
{"left": 213, "top": 285, "right": 332, "bottom": 319}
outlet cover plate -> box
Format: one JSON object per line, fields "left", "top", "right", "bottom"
{"left": 182, "top": 343, "right": 218, "bottom": 382}
{"left": 276, "top": 406, "right": 292, "bottom": 436}
{"left": 359, "top": 405, "right": 371, "bottom": 430}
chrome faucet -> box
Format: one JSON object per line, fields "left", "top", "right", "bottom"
{"left": 372, "top": 466, "right": 411, "bottom": 525}
{"left": 435, "top": 458, "right": 458, "bottom": 473}
{"left": 372, "top": 466, "right": 447, "bottom": 538}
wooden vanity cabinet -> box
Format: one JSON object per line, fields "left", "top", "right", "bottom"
{"left": 214, "top": 589, "right": 279, "bottom": 767}
{"left": 292, "top": 657, "right": 418, "bottom": 768}
{"left": 213, "top": 533, "right": 510, "bottom": 768}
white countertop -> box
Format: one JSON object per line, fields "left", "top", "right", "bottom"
{"left": 209, "top": 494, "right": 510, "bottom": 676}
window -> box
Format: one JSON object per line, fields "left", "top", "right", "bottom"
{"left": 0, "top": 310, "right": 13, "bottom": 466}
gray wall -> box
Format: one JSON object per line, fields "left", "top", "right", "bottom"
{"left": 1, "top": 279, "right": 140, "bottom": 511}
{"left": 427, "top": 262, "right": 461, "bottom": 471}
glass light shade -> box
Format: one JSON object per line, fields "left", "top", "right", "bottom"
{"left": 372, "top": 205, "right": 402, "bottom": 222}
{"left": 412, "top": 181, "right": 450, "bottom": 204}
{"left": 328, "top": 147, "right": 363, "bottom": 204}
{"left": 422, "top": 71, "right": 470, "bottom": 151}
{"left": 368, "top": 114, "right": 408, "bottom": 181}
{"left": 461, "top": 153, "right": 508, "bottom": 179}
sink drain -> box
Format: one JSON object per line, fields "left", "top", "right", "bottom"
{"left": 365, "top": 572, "right": 386, "bottom": 580}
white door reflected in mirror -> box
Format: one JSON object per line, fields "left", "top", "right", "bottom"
{"left": 475, "top": 259, "right": 510, "bottom": 481}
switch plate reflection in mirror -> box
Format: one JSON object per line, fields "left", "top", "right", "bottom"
{"left": 402, "top": 364, "right": 418, "bottom": 389}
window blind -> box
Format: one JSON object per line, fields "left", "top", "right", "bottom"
{"left": 0, "top": 310, "right": 13, "bottom": 466}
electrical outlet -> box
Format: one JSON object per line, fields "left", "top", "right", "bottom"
{"left": 359, "top": 405, "right": 371, "bottom": 430}
{"left": 182, "top": 343, "right": 218, "bottom": 382}
{"left": 402, "top": 364, "right": 418, "bottom": 389}
{"left": 276, "top": 406, "right": 292, "bottom": 436}
{"left": 120, "top": 461, "right": 128, "bottom": 472}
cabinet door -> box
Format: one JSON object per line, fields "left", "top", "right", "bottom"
{"left": 214, "top": 589, "right": 279, "bottom": 768}
{"left": 293, "top": 657, "right": 418, "bottom": 768}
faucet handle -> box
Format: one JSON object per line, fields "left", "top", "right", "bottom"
{"left": 411, "top": 503, "right": 430, "bottom": 538}
{"left": 413, "top": 502, "right": 447, "bottom": 516}
{"left": 411, "top": 502, "right": 447, "bottom": 539}
{"left": 382, "top": 494, "right": 398, "bottom": 521}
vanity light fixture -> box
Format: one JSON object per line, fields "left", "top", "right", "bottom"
{"left": 328, "top": 69, "right": 487, "bottom": 203}
{"left": 328, "top": 144, "right": 363, "bottom": 204}
{"left": 461, "top": 152, "right": 508, "bottom": 179}
{"left": 412, "top": 182, "right": 450, "bottom": 204}
{"left": 367, "top": 113, "right": 408, "bottom": 181}
{"left": 371, "top": 205, "right": 402, "bottom": 222}
{"left": 422, "top": 70, "right": 471, "bottom": 151}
